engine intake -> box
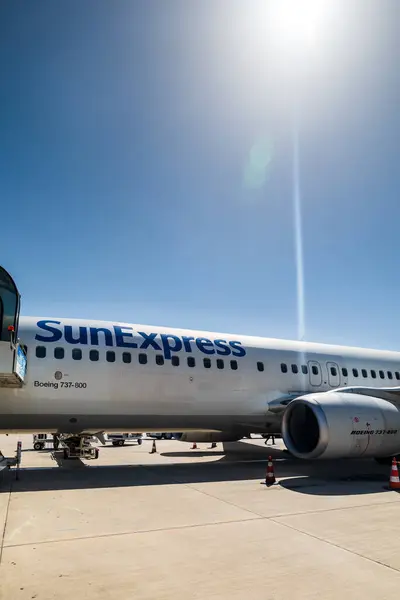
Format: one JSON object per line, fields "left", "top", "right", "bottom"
{"left": 282, "top": 392, "right": 400, "bottom": 459}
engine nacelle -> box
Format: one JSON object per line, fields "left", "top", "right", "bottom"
{"left": 174, "top": 432, "right": 242, "bottom": 443}
{"left": 282, "top": 392, "right": 400, "bottom": 459}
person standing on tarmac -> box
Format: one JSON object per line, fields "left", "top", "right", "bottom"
{"left": 264, "top": 434, "right": 276, "bottom": 445}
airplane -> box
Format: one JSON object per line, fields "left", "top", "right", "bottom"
{"left": 1, "top": 264, "right": 400, "bottom": 463}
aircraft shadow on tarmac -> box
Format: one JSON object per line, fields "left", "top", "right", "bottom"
{"left": 278, "top": 475, "right": 391, "bottom": 496}
{"left": 0, "top": 441, "right": 391, "bottom": 495}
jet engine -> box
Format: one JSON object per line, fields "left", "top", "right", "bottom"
{"left": 282, "top": 392, "right": 400, "bottom": 459}
{"left": 174, "top": 432, "right": 242, "bottom": 443}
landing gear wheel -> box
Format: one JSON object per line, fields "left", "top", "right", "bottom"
{"left": 112, "top": 442, "right": 118, "bottom": 447}
{"left": 137, "top": 438, "right": 142, "bottom": 445}
{"left": 63, "top": 448, "right": 68, "bottom": 459}
{"left": 94, "top": 448, "right": 99, "bottom": 459}
{"left": 117, "top": 439, "right": 125, "bottom": 446}
{"left": 34, "top": 442, "right": 43, "bottom": 451}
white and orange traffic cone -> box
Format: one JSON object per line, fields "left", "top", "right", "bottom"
{"left": 150, "top": 439, "right": 157, "bottom": 454}
{"left": 265, "top": 456, "right": 276, "bottom": 486}
{"left": 191, "top": 442, "right": 198, "bottom": 450}
{"left": 389, "top": 457, "right": 400, "bottom": 490}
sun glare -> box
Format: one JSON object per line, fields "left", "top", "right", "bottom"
{"left": 268, "top": 0, "right": 329, "bottom": 47}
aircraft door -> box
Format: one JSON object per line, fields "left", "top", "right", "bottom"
{"left": 327, "top": 361, "right": 340, "bottom": 387}
{"left": 0, "top": 266, "right": 20, "bottom": 342}
{"left": 308, "top": 360, "right": 322, "bottom": 387}
{"left": 0, "top": 266, "right": 26, "bottom": 387}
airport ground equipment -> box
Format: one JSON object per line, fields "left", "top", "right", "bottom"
{"left": 33, "top": 433, "right": 63, "bottom": 451}
{"left": 61, "top": 435, "right": 99, "bottom": 460}
{"left": 147, "top": 432, "right": 173, "bottom": 440}
{"left": 106, "top": 433, "right": 143, "bottom": 446}
{"left": 33, "top": 433, "right": 53, "bottom": 450}
{"left": 0, "top": 439, "right": 22, "bottom": 480}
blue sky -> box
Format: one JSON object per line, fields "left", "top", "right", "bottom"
{"left": 1, "top": 0, "right": 400, "bottom": 349}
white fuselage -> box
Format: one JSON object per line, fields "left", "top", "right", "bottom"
{"left": 1, "top": 316, "right": 400, "bottom": 434}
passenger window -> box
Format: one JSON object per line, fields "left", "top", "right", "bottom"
{"left": 187, "top": 356, "right": 195, "bottom": 368}
{"left": 379, "top": 370, "right": 385, "bottom": 379}
{"left": 342, "top": 368, "right": 348, "bottom": 377}
{"left": 257, "top": 362, "right": 264, "bottom": 372}
{"left": 352, "top": 368, "right": 358, "bottom": 377}
{"left": 330, "top": 367, "right": 337, "bottom": 376}
{"left": 203, "top": 358, "right": 211, "bottom": 369}
{"left": 89, "top": 350, "right": 99, "bottom": 362}
{"left": 216, "top": 359, "right": 224, "bottom": 369}
{"left": 291, "top": 364, "right": 298, "bottom": 374}
{"left": 371, "top": 370, "right": 376, "bottom": 379}
{"left": 122, "top": 352, "right": 131, "bottom": 364}
{"left": 106, "top": 351, "right": 115, "bottom": 363}
{"left": 72, "top": 348, "right": 82, "bottom": 361}
{"left": 388, "top": 371, "right": 393, "bottom": 380}
{"left": 156, "top": 355, "right": 164, "bottom": 366}
{"left": 230, "top": 360, "right": 238, "bottom": 370}
{"left": 171, "top": 356, "right": 179, "bottom": 366}
{"left": 139, "top": 353, "right": 147, "bottom": 365}
{"left": 301, "top": 365, "right": 308, "bottom": 374}
{"left": 281, "top": 363, "right": 288, "bottom": 373}
{"left": 312, "top": 366, "right": 318, "bottom": 375}
{"left": 54, "top": 347, "right": 64, "bottom": 360}
{"left": 396, "top": 371, "right": 400, "bottom": 381}
{"left": 36, "top": 346, "right": 46, "bottom": 358}
{"left": 361, "top": 369, "right": 367, "bottom": 378}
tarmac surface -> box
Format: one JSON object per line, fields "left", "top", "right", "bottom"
{"left": 1, "top": 434, "right": 400, "bottom": 599}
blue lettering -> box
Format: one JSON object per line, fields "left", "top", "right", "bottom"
{"left": 114, "top": 326, "right": 137, "bottom": 349}
{"left": 161, "top": 334, "right": 182, "bottom": 360}
{"left": 196, "top": 337, "right": 215, "bottom": 355}
{"left": 35, "top": 320, "right": 62, "bottom": 343}
{"left": 36, "top": 321, "right": 247, "bottom": 359}
{"left": 89, "top": 327, "right": 113, "bottom": 347}
{"left": 229, "top": 341, "right": 246, "bottom": 357}
{"left": 138, "top": 332, "right": 161, "bottom": 351}
{"left": 214, "top": 339, "right": 231, "bottom": 356}
{"left": 64, "top": 325, "right": 88, "bottom": 345}
{"left": 182, "top": 336, "right": 195, "bottom": 352}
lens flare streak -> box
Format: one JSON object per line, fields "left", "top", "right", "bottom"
{"left": 292, "top": 125, "right": 305, "bottom": 342}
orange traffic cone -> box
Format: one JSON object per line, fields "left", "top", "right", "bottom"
{"left": 191, "top": 442, "right": 198, "bottom": 450}
{"left": 389, "top": 457, "right": 400, "bottom": 489}
{"left": 265, "top": 456, "right": 276, "bottom": 486}
{"left": 150, "top": 439, "right": 157, "bottom": 454}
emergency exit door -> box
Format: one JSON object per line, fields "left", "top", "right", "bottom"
{"left": 308, "top": 360, "right": 322, "bottom": 386}
{"left": 327, "top": 361, "right": 340, "bottom": 387}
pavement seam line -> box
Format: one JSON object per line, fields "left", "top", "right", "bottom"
{"left": 266, "top": 496, "right": 400, "bottom": 519}
{"left": 138, "top": 463, "right": 270, "bottom": 520}
{"left": 269, "top": 516, "right": 400, "bottom": 575}
{"left": 182, "top": 483, "right": 269, "bottom": 519}
{"left": 0, "top": 481, "right": 12, "bottom": 567}
{"left": 3, "top": 515, "right": 265, "bottom": 549}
